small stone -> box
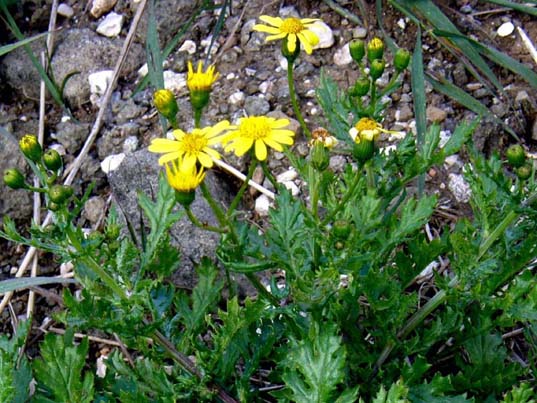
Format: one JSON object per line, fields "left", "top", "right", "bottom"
{"left": 255, "top": 194, "right": 272, "bottom": 216}
{"left": 276, "top": 168, "right": 298, "bottom": 183}
{"left": 244, "top": 96, "right": 270, "bottom": 116}
{"left": 163, "top": 71, "right": 186, "bottom": 92}
{"left": 397, "top": 18, "right": 406, "bottom": 30}
{"left": 96, "top": 12, "right": 123, "bottom": 38}
{"left": 333, "top": 43, "right": 352, "bottom": 66}
{"left": 444, "top": 155, "right": 462, "bottom": 168}
{"left": 460, "top": 4, "right": 472, "bottom": 13}
{"left": 466, "top": 82, "right": 482, "bottom": 91}
{"left": 178, "top": 40, "right": 196, "bottom": 54}
{"left": 448, "top": 173, "right": 471, "bottom": 203}
{"left": 91, "top": 0, "right": 117, "bottom": 18}
{"left": 310, "top": 21, "right": 334, "bottom": 49}
{"left": 497, "top": 21, "right": 515, "bottom": 37}
{"left": 426, "top": 106, "right": 447, "bottom": 122}
{"left": 352, "top": 27, "right": 367, "bottom": 39}
{"left": 329, "top": 155, "right": 347, "bottom": 172}
{"left": 532, "top": 118, "right": 537, "bottom": 141}
{"left": 259, "top": 81, "right": 272, "bottom": 94}
{"left": 84, "top": 196, "right": 105, "bottom": 224}
{"left": 88, "top": 70, "right": 114, "bottom": 96}
{"left": 428, "top": 168, "right": 436, "bottom": 177}
{"left": 439, "top": 130, "right": 451, "bottom": 147}
{"left": 123, "top": 136, "right": 139, "bottom": 153}
{"left": 101, "top": 153, "right": 125, "bottom": 174}
{"left": 283, "top": 181, "right": 300, "bottom": 196}
{"left": 397, "top": 104, "right": 413, "bottom": 121}
{"left": 57, "top": 3, "right": 74, "bottom": 18}
{"left": 229, "top": 91, "right": 245, "bottom": 105}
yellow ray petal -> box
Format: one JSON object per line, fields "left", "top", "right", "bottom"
{"left": 255, "top": 140, "right": 268, "bottom": 160}
{"left": 158, "top": 152, "right": 181, "bottom": 165}
{"left": 148, "top": 138, "right": 180, "bottom": 153}
{"left": 259, "top": 15, "right": 283, "bottom": 27}
{"left": 253, "top": 24, "right": 282, "bottom": 35}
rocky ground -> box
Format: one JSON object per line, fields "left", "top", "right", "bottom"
{"left": 1, "top": 0, "right": 536, "bottom": 332}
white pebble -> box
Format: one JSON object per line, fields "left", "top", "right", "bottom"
{"left": 255, "top": 194, "right": 272, "bottom": 216}
{"left": 178, "top": 40, "right": 196, "bottom": 55}
{"left": 201, "top": 35, "right": 218, "bottom": 54}
{"left": 90, "top": 0, "right": 117, "bottom": 18}
{"left": 88, "top": 70, "right": 114, "bottom": 96}
{"left": 101, "top": 153, "right": 125, "bottom": 174}
{"left": 283, "top": 181, "right": 300, "bottom": 196}
{"left": 57, "top": 3, "right": 74, "bottom": 18}
{"left": 497, "top": 21, "right": 515, "bottom": 37}
{"left": 96, "top": 12, "right": 123, "bottom": 38}
{"left": 229, "top": 91, "right": 245, "bottom": 105}
{"left": 259, "top": 81, "right": 271, "bottom": 94}
{"left": 310, "top": 21, "right": 334, "bottom": 49}
{"left": 163, "top": 71, "right": 186, "bottom": 92}
{"left": 122, "top": 136, "right": 139, "bottom": 153}
{"left": 276, "top": 168, "right": 298, "bottom": 183}
{"left": 49, "top": 143, "right": 66, "bottom": 156}
{"left": 137, "top": 63, "right": 148, "bottom": 77}
{"left": 226, "top": 72, "right": 236, "bottom": 80}
{"left": 448, "top": 173, "right": 471, "bottom": 203}
{"left": 397, "top": 18, "right": 406, "bottom": 30}
{"left": 333, "top": 43, "right": 352, "bottom": 66}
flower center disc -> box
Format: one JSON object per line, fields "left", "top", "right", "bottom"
{"left": 281, "top": 18, "right": 304, "bottom": 34}
{"left": 182, "top": 131, "right": 208, "bottom": 152}
{"left": 355, "top": 118, "right": 379, "bottom": 132}
{"left": 240, "top": 117, "right": 271, "bottom": 140}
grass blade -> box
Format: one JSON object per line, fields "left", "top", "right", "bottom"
{"left": 0, "top": 32, "right": 48, "bottom": 57}
{"left": 411, "top": 28, "right": 426, "bottom": 195}
{"left": 486, "top": 0, "right": 537, "bottom": 16}
{"left": 0, "top": 277, "right": 77, "bottom": 294}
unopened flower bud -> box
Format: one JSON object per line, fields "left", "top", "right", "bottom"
{"left": 506, "top": 144, "right": 526, "bottom": 168}
{"left": 333, "top": 220, "right": 351, "bottom": 240}
{"left": 19, "top": 134, "right": 42, "bottom": 163}
{"left": 4, "top": 168, "right": 26, "bottom": 189}
{"left": 349, "top": 39, "right": 365, "bottom": 63}
{"left": 154, "top": 89, "right": 179, "bottom": 122}
{"left": 370, "top": 59, "right": 385, "bottom": 80}
{"left": 43, "top": 149, "right": 63, "bottom": 171}
{"left": 48, "top": 184, "right": 73, "bottom": 204}
{"left": 353, "top": 78, "right": 370, "bottom": 97}
{"left": 367, "top": 37, "right": 384, "bottom": 62}
{"left": 516, "top": 164, "right": 532, "bottom": 180}
{"left": 394, "top": 48, "right": 410, "bottom": 72}
{"left": 310, "top": 142, "right": 330, "bottom": 171}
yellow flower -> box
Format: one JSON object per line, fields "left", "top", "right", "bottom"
{"left": 187, "top": 61, "right": 219, "bottom": 92}
{"left": 148, "top": 120, "right": 230, "bottom": 170}
{"left": 224, "top": 116, "right": 295, "bottom": 161}
{"left": 165, "top": 160, "right": 205, "bottom": 194}
{"left": 349, "top": 117, "right": 395, "bottom": 144}
{"left": 253, "top": 15, "right": 320, "bottom": 55}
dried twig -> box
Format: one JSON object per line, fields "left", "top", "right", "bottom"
{"left": 517, "top": 26, "right": 537, "bottom": 66}
{"left": 213, "top": 158, "right": 275, "bottom": 199}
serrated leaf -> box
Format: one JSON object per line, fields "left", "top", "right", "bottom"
{"left": 138, "top": 172, "right": 182, "bottom": 268}
{"left": 501, "top": 383, "right": 536, "bottom": 403}
{"left": 33, "top": 331, "right": 94, "bottom": 403}
{"left": 441, "top": 118, "right": 479, "bottom": 157}
{"left": 410, "top": 382, "right": 474, "bottom": 403}
{"left": 422, "top": 123, "right": 441, "bottom": 162}
{"left": 316, "top": 70, "right": 352, "bottom": 142}
{"left": 390, "top": 195, "right": 437, "bottom": 242}
{"left": 278, "top": 322, "right": 347, "bottom": 403}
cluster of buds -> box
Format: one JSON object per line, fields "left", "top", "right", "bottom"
{"left": 506, "top": 144, "right": 533, "bottom": 180}
{"left": 3, "top": 134, "right": 72, "bottom": 210}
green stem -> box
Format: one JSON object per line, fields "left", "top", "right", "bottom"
{"left": 228, "top": 157, "right": 257, "bottom": 217}
{"left": 261, "top": 160, "right": 277, "bottom": 189}
{"left": 185, "top": 208, "right": 227, "bottom": 233}
{"left": 321, "top": 168, "right": 362, "bottom": 226}
{"left": 245, "top": 273, "right": 280, "bottom": 306}
{"left": 194, "top": 108, "right": 202, "bottom": 129}
{"left": 200, "top": 181, "right": 238, "bottom": 244}
{"left": 477, "top": 210, "right": 517, "bottom": 260}
{"left": 365, "top": 161, "right": 375, "bottom": 189}
{"left": 287, "top": 59, "right": 311, "bottom": 138}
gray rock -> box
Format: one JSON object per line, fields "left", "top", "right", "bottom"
{"left": 452, "top": 63, "right": 468, "bottom": 87}
{"left": 107, "top": 149, "right": 234, "bottom": 290}
{"left": 112, "top": 98, "right": 146, "bottom": 124}
{"left": 53, "top": 121, "right": 90, "bottom": 154}
{"left": 97, "top": 123, "right": 139, "bottom": 159}
{"left": 397, "top": 104, "right": 413, "bottom": 122}
{"left": 0, "top": 132, "right": 32, "bottom": 220}
{"left": 426, "top": 106, "right": 448, "bottom": 123}
{"left": 0, "top": 29, "right": 143, "bottom": 107}
{"left": 83, "top": 196, "right": 105, "bottom": 224}
{"left": 244, "top": 95, "right": 270, "bottom": 116}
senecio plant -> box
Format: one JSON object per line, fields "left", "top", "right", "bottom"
{"left": 2, "top": 13, "right": 537, "bottom": 403}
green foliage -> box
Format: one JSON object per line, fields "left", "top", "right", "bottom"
{"left": 33, "top": 331, "right": 94, "bottom": 403}
{"left": 0, "top": 321, "right": 32, "bottom": 403}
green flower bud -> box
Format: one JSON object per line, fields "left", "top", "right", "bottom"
{"left": 105, "top": 223, "right": 121, "bottom": 240}
{"left": 352, "top": 139, "right": 375, "bottom": 163}
{"left": 153, "top": 89, "right": 179, "bottom": 122}
{"left": 175, "top": 190, "right": 196, "bottom": 208}
{"left": 349, "top": 39, "right": 365, "bottom": 63}
{"left": 334, "top": 241, "right": 345, "bottom": 250}
{"left": 394, "top": 48, "right": 411, "bottom": 72}
{"left": 48, "top": 184, "right": 73, "bottom": 204}
{"left": 516, "top": 164, "right": 532, "bottom": 180}
{"left": 4, "top": 168, "right": 26, "bottom": 189}
{"left": 369, "top": 59, "right": 385, "bottom": 81}
{"left": 19, "top": 134, "right": 43, "bottom": 163}
{"left": 353, "top": 77, "right": 370, "bottom": 97}
{"left": 367, "top": 37, "right": 384, "bottom": 62}
{"left": 310, "top": 142, "right": 330, "bottom": 172}
{"left": 506, "top": 144, "right": 526, "bottom": 168}
{"left": 43, "top": 149, "right": 63, "bottom": 171}
{"left": 333, "top": 220, "right": 351, "bottom": 240}
{"left": 47, "top": 202, "right": 60, "bottom": 212}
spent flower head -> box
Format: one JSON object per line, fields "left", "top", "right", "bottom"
{"left": 310, "top": 127, "right": 337, "bottom": 149}
{"left": 224, "top": 116, "right": 295, "bottom": 161}
{"left": 253, "top": 15, "right": 320, "bottom": 55}
{"left": 148, "top": 120, "right": 230, "bottom": 170}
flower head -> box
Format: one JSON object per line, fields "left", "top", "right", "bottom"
{"left": 349, "top": 117, "right": 392, "bottom": 144}
{"left": 153, "top": 89, "right": 178, "bottom": 121}
{"left": 187, "top": 61, "right": 219, "bottom": 93}
{"left": 223, "top": 116, "right": 294, "bottom": 161}
{"left": 19, "top": 134, "right": 42, "bottom": 162}
{"left": 310, "top": 127, "right": 337, "bottom": 149}
{"left": 148, "top": 120, "right": 230, "bottom": 170}
{"left": 165, "top": 161, "right": 205, "bottom": 194}
{"left": 253, "top": 15, "right": 320, "bottom": 55}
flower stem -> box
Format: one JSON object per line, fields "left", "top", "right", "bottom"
{"left": 194, "top": 108, "right": 202, "bottom": 129}
{"left": 227, "top": 157, "right": 258, "bottom": 217}
{"left": 260, "top": 160, "right": 277, "bottom": 189}
{"left": 200, "top": 181, "right": 238, "bottom": 244}
{"left": 185, "top": 208, "right": 227, "bottom": 233}
{"left": 287, "top": 59, "right": 311, "bottom": 138}
{"left": 321, "top": 167, "right": 363, "bottom": 226}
